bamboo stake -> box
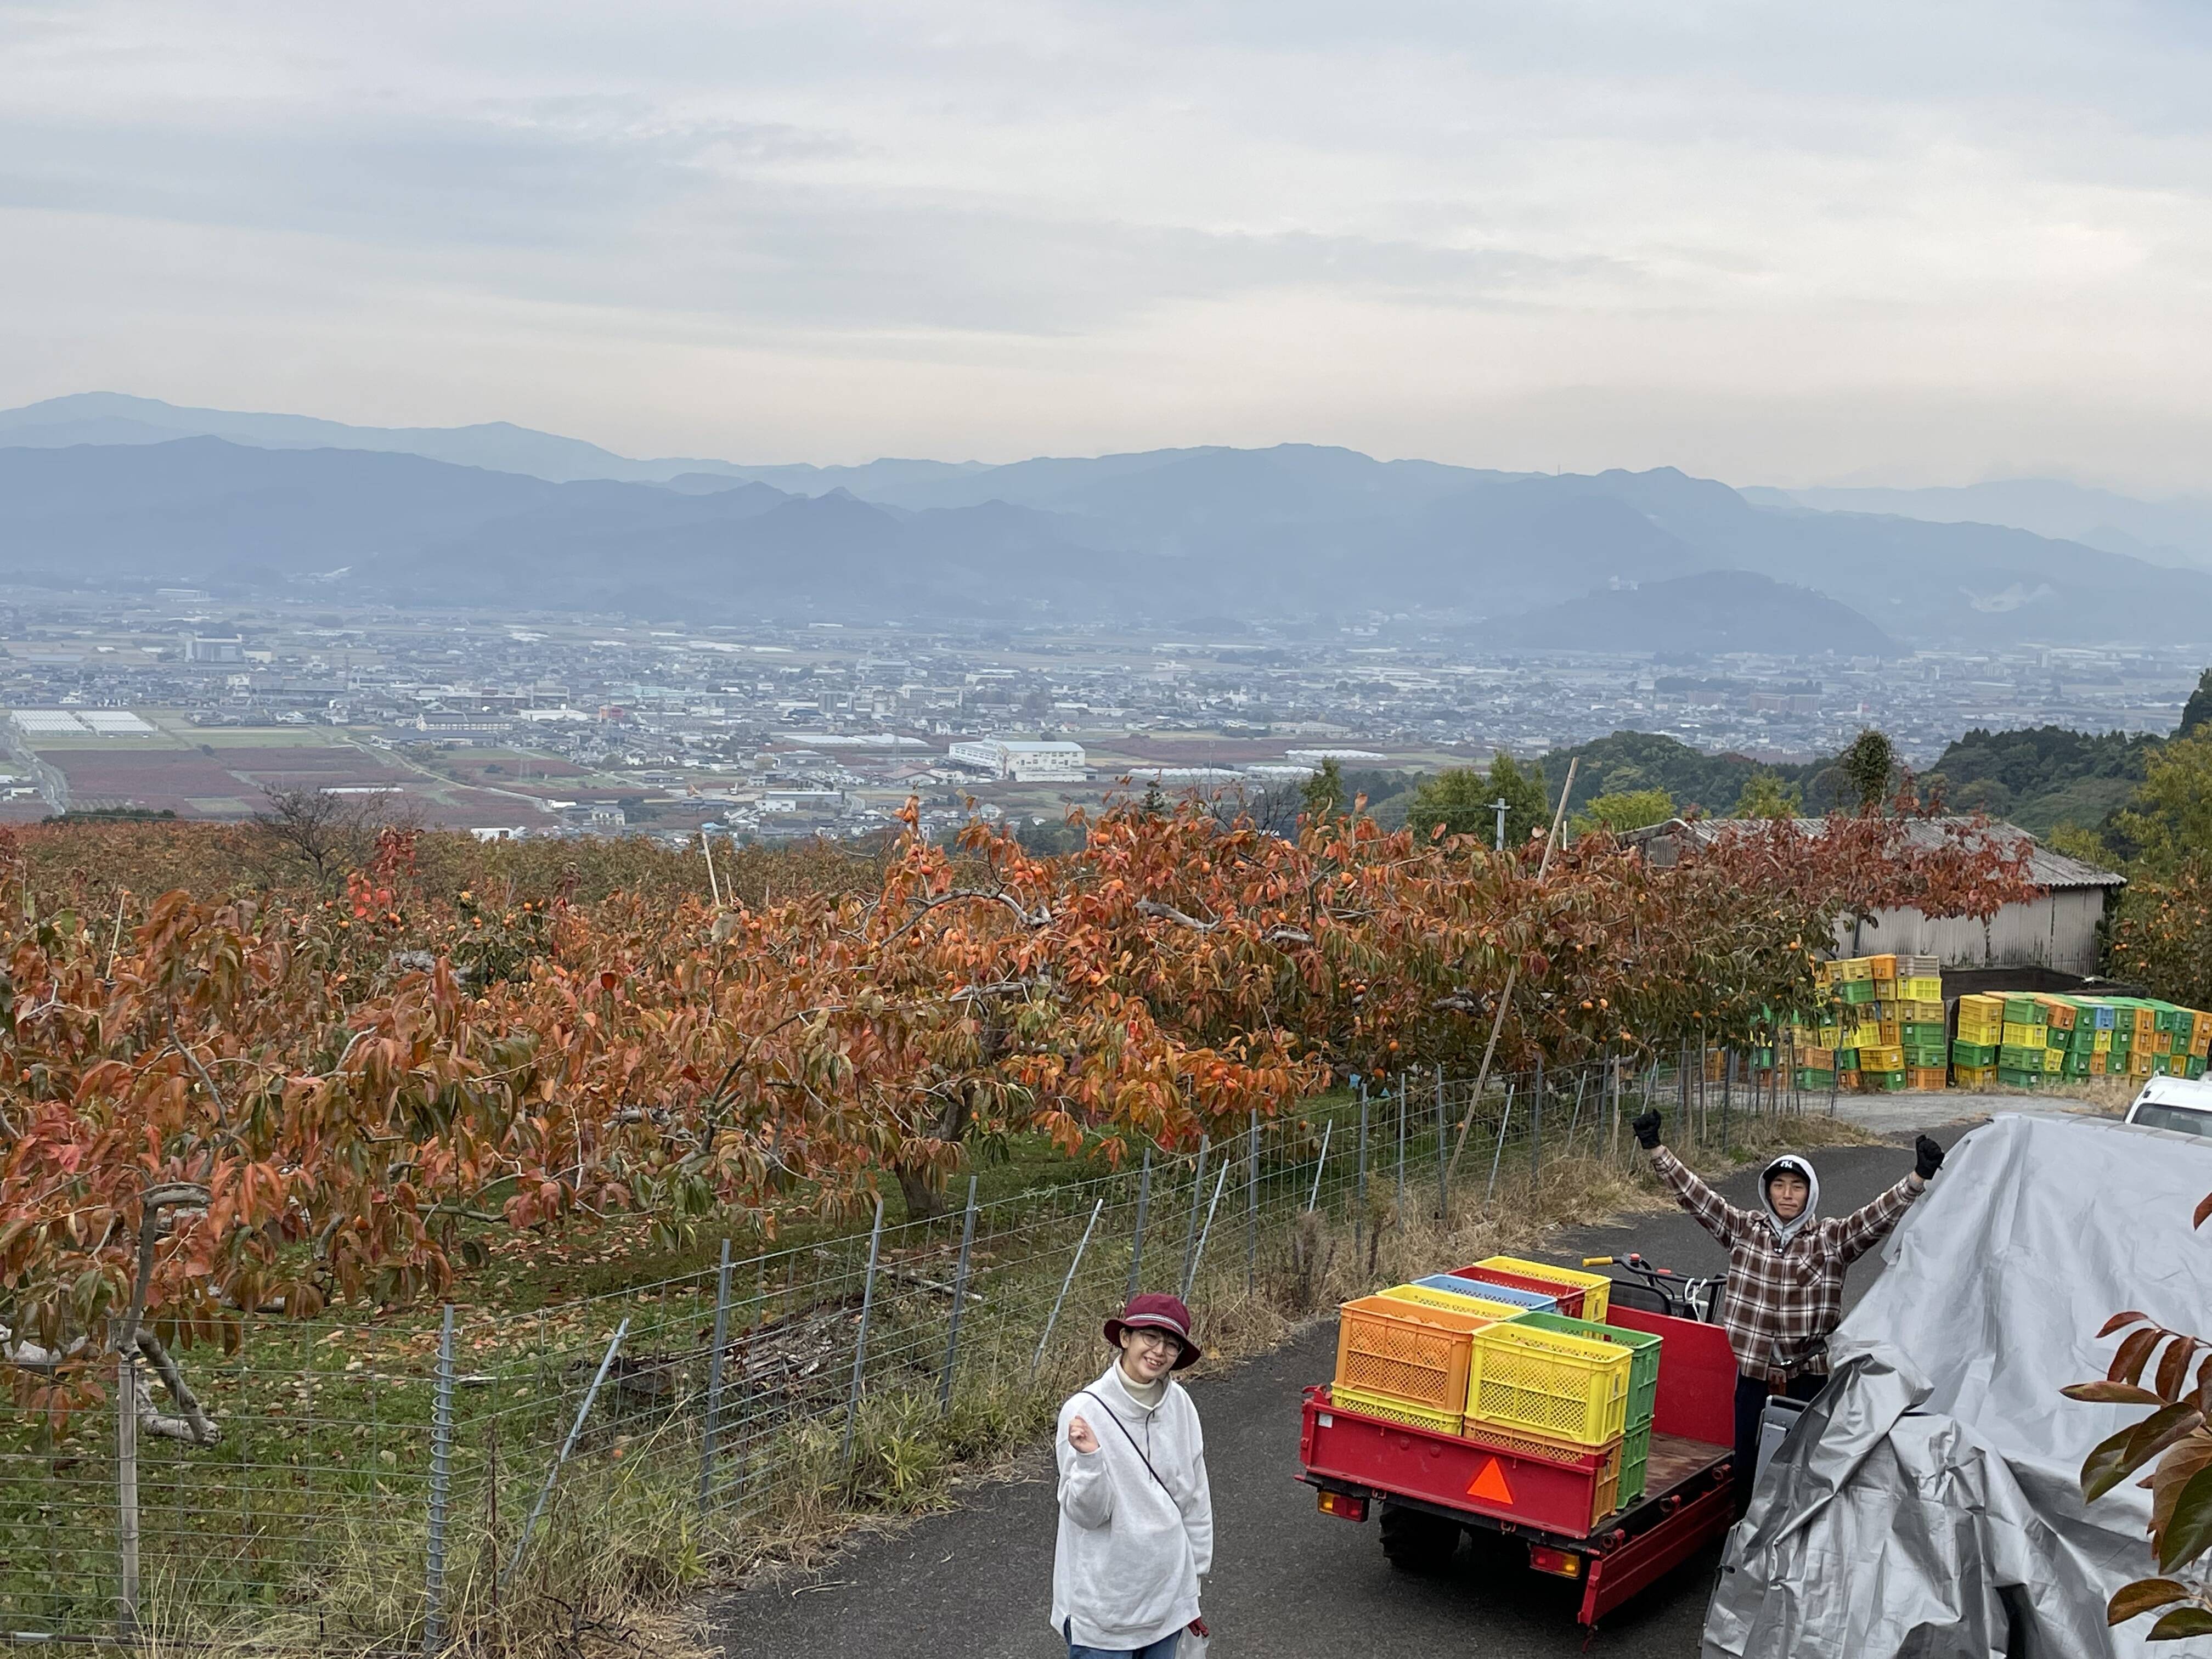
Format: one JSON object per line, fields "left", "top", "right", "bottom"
{"left": 1447, "top": 758, "right": 1577, "bottom": 1182}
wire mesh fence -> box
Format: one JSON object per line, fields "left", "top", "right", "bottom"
{"left": 0, "top": 1045, "right": 1808, "bottom": 1651}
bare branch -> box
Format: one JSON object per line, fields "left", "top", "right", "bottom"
{"left": 132, "top": 1330, "right": 221, "bottom": 1446}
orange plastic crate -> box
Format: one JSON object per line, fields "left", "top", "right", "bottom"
{"left": 1335, "top": 1294, "right": 1494, "bottom": 1414}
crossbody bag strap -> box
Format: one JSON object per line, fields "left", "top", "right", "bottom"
{"left": 1079, "top": 1389, "right": 1171, "bottom": 1494}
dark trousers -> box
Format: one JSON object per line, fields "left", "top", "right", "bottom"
{"left": 1733, "top": 1370, "right": 1825, "bottom": 1517}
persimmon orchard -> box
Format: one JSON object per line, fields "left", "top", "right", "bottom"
{"left": 0, "top": 793, "right": 2038, "bottom": 1433}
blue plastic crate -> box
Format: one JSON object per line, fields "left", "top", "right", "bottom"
{"left": 1412, "top": 1274, "right": 1558, "bottom": 1314}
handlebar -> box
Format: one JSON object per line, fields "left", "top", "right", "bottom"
{"left": 1582, "top": 1252, "right": 1726, "bottom": 1323}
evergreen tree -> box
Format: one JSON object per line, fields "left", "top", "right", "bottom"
{"left": 1300, "top": 756, "right": 1346, "bottom": 822}
{"left": 2180, "top": 668, "right": 2212, "bottom": 737}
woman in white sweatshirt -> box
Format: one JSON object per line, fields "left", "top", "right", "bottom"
{"left": 1051, "top": 1293, "right": 1214, "bottom": 1659}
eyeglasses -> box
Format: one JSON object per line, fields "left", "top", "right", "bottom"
{"left": 1124, "top": 1328, "right": 1184, "bottom": 1352}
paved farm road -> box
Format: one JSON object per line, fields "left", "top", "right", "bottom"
{"left": 710, "top": 1122, "right": 1978, "bottom": 1658}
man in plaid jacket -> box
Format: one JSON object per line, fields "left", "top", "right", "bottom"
{"left": 1629, "top": 1109, "right": 1945, "bottom": 1515}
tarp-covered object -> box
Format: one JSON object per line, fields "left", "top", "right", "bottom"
{"left": 1705, "top": 1112, "right": 2212, "bottom": 1659}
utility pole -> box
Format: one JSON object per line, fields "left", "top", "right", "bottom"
{"left": 1489, "top": 797, "right": 1510, "bottom": 851}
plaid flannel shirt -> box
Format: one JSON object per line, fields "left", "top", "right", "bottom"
{"left": 1651, "top": 1147, "right": 1925, "bottom": 1383}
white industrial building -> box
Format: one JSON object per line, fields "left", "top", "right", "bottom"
{"left": 947, "top": 740, "right": 1087, "bottom": 782}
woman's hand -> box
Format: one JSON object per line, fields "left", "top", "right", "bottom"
{"left": 1068, "top": 1415, "right": 1099, "bottom": 1454}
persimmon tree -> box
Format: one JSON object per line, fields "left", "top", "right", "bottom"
{"left": 0, "top": 787, "right": 2047, "bottom": 1435}
{"left": 2064, "top": 1187, "right": 2212, "bottom": 1641}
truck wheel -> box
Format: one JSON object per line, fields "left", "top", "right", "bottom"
{"left": 1379, "top": 1503, "right": 1460, "bottom": 1573}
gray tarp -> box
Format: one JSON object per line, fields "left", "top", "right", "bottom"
{"left": 1704, "top": 1111, "right": 2212, "bottom": 1659}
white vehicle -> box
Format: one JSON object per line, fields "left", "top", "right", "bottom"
{"left": 2124, "top": 1074, "right": 2212, "bottom": 1137}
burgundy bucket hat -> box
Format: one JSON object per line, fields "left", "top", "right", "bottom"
{"left": 1103, "top": 1293, "right": 1201, "bottom": 1369}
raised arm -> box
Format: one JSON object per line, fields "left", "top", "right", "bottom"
{"left": 1057, "top": 1403, "right": 1114, "bottom": 1530}
{"left": 1833, "top": 1136, "right": 1942, "bottom": 1262}
{"left": 1647, "top": 1144, "right": 1748, "bottom": 1249}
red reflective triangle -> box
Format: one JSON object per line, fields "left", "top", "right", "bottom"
{"left": 1466, "top": 1456, "right": 1515, "bottom": 1504}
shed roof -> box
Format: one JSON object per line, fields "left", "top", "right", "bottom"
{"left": 1627, "top": 816, "right": 2127, "bottom": 891}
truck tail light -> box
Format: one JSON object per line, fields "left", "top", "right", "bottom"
{"left": 1316, "top": 1489, "right": 1368, "bottom": 1522}
{"left": 1528, "top": 1545, "right": 1582, "bottom": 1577}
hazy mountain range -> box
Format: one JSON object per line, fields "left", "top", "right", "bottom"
{"left": 5, "top": 391, "right": 2211, "bottom": 650}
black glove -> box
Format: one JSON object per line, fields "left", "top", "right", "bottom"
{"left": 1632, "top": 1110, "right": 1663, "bottom": 1150}
{"left": 1914, "top": 1135, "right": 1944, "bottom": 1180}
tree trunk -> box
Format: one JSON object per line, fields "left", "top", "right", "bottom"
{"left": 895, "top": 1164, "right": 946, "bottom": 1222}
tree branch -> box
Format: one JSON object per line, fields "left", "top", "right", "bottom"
{"left": 132, "top": 1330, "right": 222, "bottom": 1446}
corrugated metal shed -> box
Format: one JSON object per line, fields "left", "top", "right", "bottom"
{"left": 1630, "top": 816, "right": 2126, "bottom": 891}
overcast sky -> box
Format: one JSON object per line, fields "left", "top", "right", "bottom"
{"left": 5, "top": 1, "right": 2212, "bottom": 488}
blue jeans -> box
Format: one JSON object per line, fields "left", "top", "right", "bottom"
{"left": 1063, "top": 1621, "right": 1180, "bottom": 1659}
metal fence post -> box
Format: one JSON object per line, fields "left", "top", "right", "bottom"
{"left": 1721, "top": 1049, "right": 1734, "bottom": 1154}
{"left": 698, "top": 1243, "right": 733, "bottom": 1513}
{"left": 1245, "top": 1112, "right": 1259, "bottom": 1294}
{"left": 1434, "top": 1068, "right": 1448, "bottom": 1218}
{"left": 1180, "top": 1135, "right": 1210, "bottom": 1299}
{"left": 422, "top": 1305, "right": 456, "bottom": 1656}
{"left": 1035, "top": 1198, "right": 1106, "bottom": 1376}
{"left": 1182, "top": 1163, "right": 1231, "bottom": 1300}
{"left": 503, "top": 1316, "right": 630, "bottom": 1588}
{"left": 839, "top": 1198, "right": 885, "bottom": 1468}
{"left": 1487, "top": 1083, "right": 1513, "bottom": 1204}
{"left": 1395, "top": 1076, "right": 1407, "bottom": 1219}
{"left": 1354, "top": 1084, "right": 1369, "bottom": 1259}
{"left": 940, "top": 1177, "right": 979, "bottom": 1413}
{"left": 116, "top": 1336, "right": 138, "bottom": 1643}
{"left": 1127, "top": 1149, "right": 1153, "bottom": 1304}
{"left": 1531, "top": 1056, "right": 1544, "bottom": 1184}
{"left": 1307, "top": 1118, "right": 1333, "bottom": 1211}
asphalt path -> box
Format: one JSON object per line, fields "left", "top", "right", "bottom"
{"left": 710, "top": 1122, "right": 1976, "bottom": 1659}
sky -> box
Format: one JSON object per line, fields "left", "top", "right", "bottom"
{"left": 4, "top": 1, "right": 2212, "bottom": 489}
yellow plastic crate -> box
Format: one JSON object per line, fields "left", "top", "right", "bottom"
{"left": 1860, "top": 1045, "right": 1904, "bottom": 1071}
{"left": 1954, "top": 1063, "right": 1996, "bottom": 1089}
{"left": 1902, "top": 977, "right": 1943, "bottom": 1002}
{"left": 1836, "top": 957, "right": 1872, "bottom": 981}
{"left": 1474, "top": 1255, "right": 1613, "bottom": 1322}
{"left": 1379, "top": 1283, "right": 1533, "bottom": 1323}
{"left": 1330, "top": 1381, "right": 1464, "bottom": 1436}
{"left": 2000, "top": 1021, "right": 2041, "bottom": 1048}
{"left": 1336, "top": 1294, "right": 1491, "bottom": 1413}
{"left": 1465, "top": 1319, "right": 1633, "bottom": 1447}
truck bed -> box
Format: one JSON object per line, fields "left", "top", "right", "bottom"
{"left": 1300, "top": 1385, "right": 1729, "bottom": 1541}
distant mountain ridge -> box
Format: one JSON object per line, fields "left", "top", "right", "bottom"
{"left": 8, "top": 396, "right": 2212, "bottom": 646}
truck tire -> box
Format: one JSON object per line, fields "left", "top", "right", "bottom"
{"left": 1378, "top": 1502, "right": 1460, "bottom": 1573}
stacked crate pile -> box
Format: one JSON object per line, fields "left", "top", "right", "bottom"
{"left": 1329, "top": 1256, "right": 1658, "bottom": 1527}
{"left": 1958, "top": 994, "right": 2210, "bottom": 1091}
{"left": 1952, "top": 994, "right": 2004, "bottom": 1088}
{"left": 1897, "top": 955, "right": 1948, "bottom": 1090}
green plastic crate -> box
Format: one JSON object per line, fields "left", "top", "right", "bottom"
{"left": 2004, "top": 996, "right": 2040, "bottom": 1023}
{"left": 1952, "top": 1040, "right": 1996, "bottom": 1066}
{"left": 1901, "top": 1022, "right": 1948, "bottom": 1046}
{"left": 1839, "top": 980, "right": 1877, "bottom": 1005}
{"left": 1797, "top": 1068, "right": 1835, "bottom": 1090}
{"left": 1998, "top": 1045, "right": 2044, "bottom": 1070}
{"left": 1997, "top": 1067, "right": 2042, "bottom": 1088}
{"left": 1833, "top": 1048, "right": 1859, "bottom": 1070}
{"left": 1510, "top": 1311, "right": 1662, "bottom": 1436}
{"left": 1619, "top": 1418, "right": 1652, "bottom": 1508}
{"left": 1905, "top": 1044, "right": 1947, "bottom": 1068}
{"left": 2192, "top": 1057, "right": 2207, "bottom": 1080}
{"left": 1870, "top": 1069, "right": 1909, "bottom": 1092}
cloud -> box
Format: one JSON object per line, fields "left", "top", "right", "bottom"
{"left": 2, "top": 1, "right": 2211, "bottom": 486}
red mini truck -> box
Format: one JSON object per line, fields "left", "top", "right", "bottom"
{"left": 1299, "top": 1265, "right": 1739, "bottom": 1628}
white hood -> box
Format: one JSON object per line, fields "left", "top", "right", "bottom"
{"left": 1759, "top": 1153, "right": 1821, "bottom": 1243}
